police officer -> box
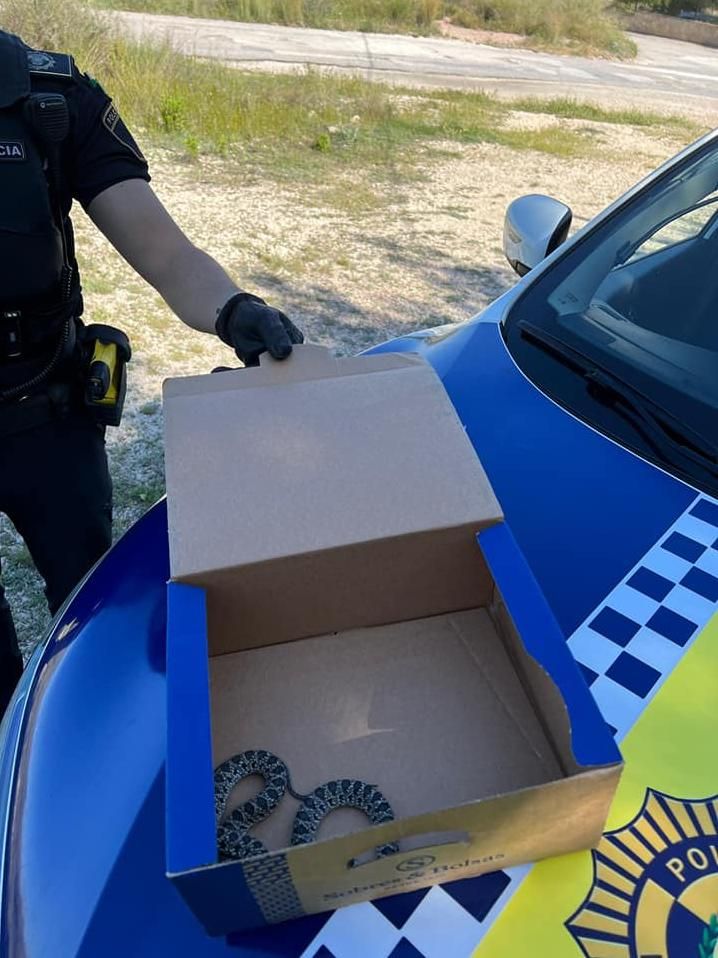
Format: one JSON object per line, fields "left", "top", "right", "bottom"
{"left": 0, "top": 29, "right": 304, "bottom": 713}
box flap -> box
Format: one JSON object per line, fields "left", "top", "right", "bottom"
{"left": 163, "top": 345, "right": 502, "bottom": 582}
{"left": 165, "top": 583, "right": 217, "bottom": 874}
{"left": 163, "top": 344, "right": 425, "bottom": 396}
{"left": 478, "top": 523, "right": 622, "bottom": 770}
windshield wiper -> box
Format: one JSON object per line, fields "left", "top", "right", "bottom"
{"left": 517, "top": 319, "right": 718, "bottom": 475}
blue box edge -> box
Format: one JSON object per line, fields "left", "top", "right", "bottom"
{"left": 478, "top": 522, "right": 622, "bottom": 769}
{"left": 165, "top": 582, "right": 218, "bottom": 873}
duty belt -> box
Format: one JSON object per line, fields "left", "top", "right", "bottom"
{"left": 0, "top": 382, "right": 74, "bottom": 439}
{"left": 0, "top": 300, "right": 75, "bottom": 361}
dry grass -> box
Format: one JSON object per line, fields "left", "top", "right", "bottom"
{"left": 99, "top": 0, "right": 444, "bottom": 33}
{"left": 2, "top": 0, "right": 606, "bottom": 172}
{"left": 92, "top": 0, "right": 634, "bottom": 55}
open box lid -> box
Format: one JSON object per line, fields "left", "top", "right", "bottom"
{"left": 163, "top": 345, "right": 502, "bottom": 580}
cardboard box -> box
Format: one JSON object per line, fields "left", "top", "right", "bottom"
{"left": 163, "top": 345, "right": 622, "bottom": 936}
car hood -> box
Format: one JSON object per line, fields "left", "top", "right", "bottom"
{"left": 0, "top": 307, "right": 698, "bottom": 958}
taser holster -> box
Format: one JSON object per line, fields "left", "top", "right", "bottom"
{"left": 82, "top": 324, "right": 131, "bottom": 426}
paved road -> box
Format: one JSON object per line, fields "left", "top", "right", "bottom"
{"left": 115, "top": 10, "right": 718, "bottom": 114}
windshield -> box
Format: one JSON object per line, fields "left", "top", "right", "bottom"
{"left": 503, "top": 135, "right": 718, "bottom": 494}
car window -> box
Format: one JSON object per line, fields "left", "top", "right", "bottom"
{"left": 626, "top": 193, "right": 718, "bottom": 262}
{"left": 503, "top": 135, "right": 718, "bottom": 493}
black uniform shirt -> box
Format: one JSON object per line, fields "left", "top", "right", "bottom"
{"left": 0, "top": 48, "right": 150, "bottom": 388}
{"left": 33, "top": 52, "right": 151, "bottom": 263}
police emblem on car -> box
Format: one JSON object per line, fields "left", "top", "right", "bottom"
{"left": 567, "top": 788, "right": 718, "bottom": 958}
{"left": 0, "top": 142, "right": 25, "bottom": 161}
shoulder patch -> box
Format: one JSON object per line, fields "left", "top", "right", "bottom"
{"left": 102, "top": 101, "right": 145, "bottom": 163}
{"left": 27, "top": 50, "right": 74, "bottom": 79}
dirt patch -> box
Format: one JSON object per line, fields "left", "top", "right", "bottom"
{"left": 435, "top": 18, "right": 526, "bottom": 48}
{"left": 0, "top": 117, "right": 700, "bottom": 658}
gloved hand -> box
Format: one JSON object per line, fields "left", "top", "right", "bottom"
{"left": 215, "top": 292, "right": 304, "bottom": 367}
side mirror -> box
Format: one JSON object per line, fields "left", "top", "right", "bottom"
{"left": 503, "top": 194, "right": 572, "bottom": 277}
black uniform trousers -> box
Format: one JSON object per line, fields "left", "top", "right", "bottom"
{"left": 0, "top": 404, "right": 112, "bottom": 715}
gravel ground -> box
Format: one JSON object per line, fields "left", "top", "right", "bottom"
{"left": 1, "top": 109, "right": 712, "bottom": 658}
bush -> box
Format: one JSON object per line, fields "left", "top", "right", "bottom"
{"left": 446, "top": 0, "right": 631, "bottom": 52}
{"left": 0, "top": 0, "right": 406, "bottom": 157}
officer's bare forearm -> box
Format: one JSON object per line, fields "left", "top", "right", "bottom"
{"left": 88, "top": 180, "right": 240, "bottom": 334}
{"left": 148, "top": 242, "right": 239, "bottom": 334}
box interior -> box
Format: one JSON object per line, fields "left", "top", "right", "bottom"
{"left": 209, "top": 552, "right": 568, "bottom": 853}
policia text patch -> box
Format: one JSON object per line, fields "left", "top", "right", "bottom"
{"left": 102, "top": 102, "right": 145, "bottom": 162}
{"left": 0, "top": 141, "right": 25, "bottom": 161}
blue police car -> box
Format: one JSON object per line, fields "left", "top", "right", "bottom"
{"left": 1, "top": 129, "right": 717, "bottom": 958}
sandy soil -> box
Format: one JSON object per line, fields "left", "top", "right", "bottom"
{"left": 0, "top": 112, "right": 710, "bottom": 658}
{"left": 435, "top": 19, "right": 527, "bottom": 48}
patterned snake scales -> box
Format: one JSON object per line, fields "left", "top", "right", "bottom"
{"left": 214, "top": 749, "right": 398, "bottom": 862}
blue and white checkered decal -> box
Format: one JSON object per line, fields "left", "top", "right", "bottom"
{"left": 567, "top": 495, "right": 718, "bottom": 742}
{"left": 297, "top": 494, "right": 718, "bottom": 958}
{"left": 299, "top": 867, "right": 526, "bottom": 958}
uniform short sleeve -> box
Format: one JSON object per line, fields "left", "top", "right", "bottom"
{"left": 67, "top": 70, "right": 151, "bottom": 210}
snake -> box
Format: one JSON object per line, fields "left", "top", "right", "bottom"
{"left": 291, "top": 777, "right": 398, "bottom": 862}
{"left": 214, "top": 749, "right": 398, "bottom": 863}
{"left": 214, "top": 750, "right": 300, "bottom": 860}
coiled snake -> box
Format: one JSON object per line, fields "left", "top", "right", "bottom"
{"left": 214, "top": 749, "right": 397, "bottom": 862}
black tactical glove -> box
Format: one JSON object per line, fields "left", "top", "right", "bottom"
{"left": 215, "top": 292, "right": 304, "bottom": 367}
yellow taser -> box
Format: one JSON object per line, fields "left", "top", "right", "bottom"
{"left": 83, "top": 323, "right": 131, "bottom": 426}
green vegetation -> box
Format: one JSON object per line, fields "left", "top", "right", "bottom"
{"left": 6, "top": 0, "right": 699, "bottom": 185}
{"left": 446, "top": 0, "right": 634, "bottom": 56}
{"left": 6, "top": 0, "right": 701, "bottom": 176}
{"left": 1, "top": 0, "right": 697, "bottom": 183}
{"left": 99, "top": 0, "right": 442, "bottom": 33}
{"left": 511, "top": 97, "right": 700, "bottom": 135}
{"left": 93, "top": 0, "right": 634, "bottom": 57}
{"left": 0, "top": 0, "right": 595, "bottom": 175}
{"left": 620, "top": 0, "right": 716, "bottom": 16}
